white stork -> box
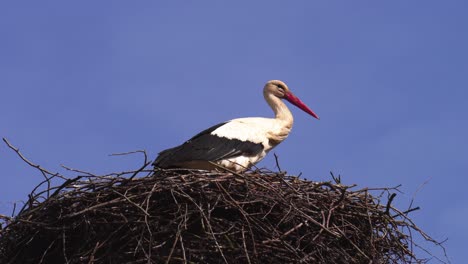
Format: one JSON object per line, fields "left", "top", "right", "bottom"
{"left": 153, "top": 80, "right": 319, "bottom": 172}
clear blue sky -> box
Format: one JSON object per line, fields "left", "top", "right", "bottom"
{"left": 1, "top": 1, "right": 466, "bottom": 262}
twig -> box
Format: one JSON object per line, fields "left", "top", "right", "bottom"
{"left": 273, "top": 153, "right": 282, "bottom": 172}
{"left": 385, "top": 193, "right": 397, "bottom": 215}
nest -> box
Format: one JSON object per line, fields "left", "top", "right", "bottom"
{"left": 0, "top": 140, "right": 447, "bottom": 263}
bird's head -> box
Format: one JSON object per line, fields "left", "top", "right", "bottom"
{"left": 264, "top": 80, "right": 319, "bottom": 119}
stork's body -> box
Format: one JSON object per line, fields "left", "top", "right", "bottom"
{"left": 153, "top": 80, "right": 319, "bottom": 172}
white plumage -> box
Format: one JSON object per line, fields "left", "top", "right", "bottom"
{"left": 211, "top": 117, "right": 292, "bottom": 171}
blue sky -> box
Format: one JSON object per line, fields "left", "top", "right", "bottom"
{"left": 1, "top": 1, "right": 466, "bottom": 262}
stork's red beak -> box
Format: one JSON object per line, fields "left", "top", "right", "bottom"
{"left": 284, "top": 92, "right": 320, "bottom": 120}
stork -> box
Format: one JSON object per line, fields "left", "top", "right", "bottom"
{"left": 153, "top": 80, "right": 319, "bottom": 172}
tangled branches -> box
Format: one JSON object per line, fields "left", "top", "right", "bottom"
{"left": 0, "top": 139, "right": 447, "bottom": 263}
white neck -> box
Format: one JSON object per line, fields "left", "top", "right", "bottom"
{"left": 264, "top": 93, "right": 294, "bottom": 127}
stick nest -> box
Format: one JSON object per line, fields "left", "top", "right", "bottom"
{"left": 0, "top": 168, "right": 444, "bottom": 264}
{"left": 0, "top": 141, "right": 447, "bottom": 263}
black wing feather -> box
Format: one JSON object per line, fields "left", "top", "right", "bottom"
{"left": 153, "top": 122, "right": 264, "bottom": 168}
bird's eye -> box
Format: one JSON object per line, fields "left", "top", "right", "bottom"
{"left": 278, "top": 86, "right": 285, "bottom": 92}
